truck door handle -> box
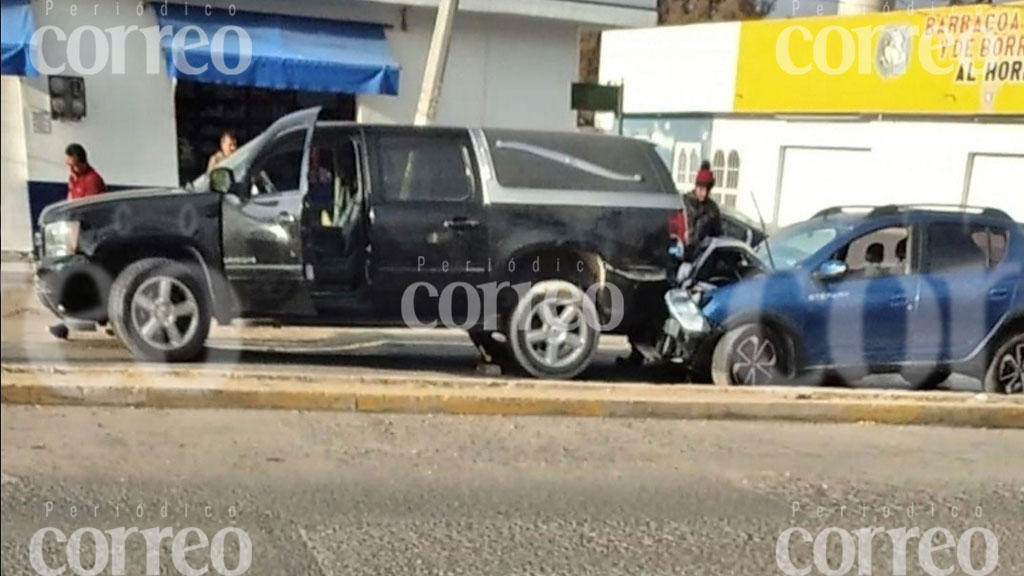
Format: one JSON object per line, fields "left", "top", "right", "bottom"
{"left": 443, "top": 217, "right": 479, "bottom": 230}
{"left": 276, "top": 212, "right": 296, "bottom": 225}
{"left": 989, "top": 288, "right": 1010, "bottom": 300}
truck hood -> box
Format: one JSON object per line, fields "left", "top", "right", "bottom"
{"left": 39, "top": 187, "right": 186, "bottom": 225}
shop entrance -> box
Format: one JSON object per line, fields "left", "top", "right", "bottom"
{"left": 174, "top": 80, "right": 356, "bottom": 185}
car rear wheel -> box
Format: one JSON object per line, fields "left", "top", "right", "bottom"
{"left": 711, "top": 324, "right": 793, "bottom": 386}
{"left": 508, "top": 280, "right": 600, "bottom": 379}
{"left": 983, "top": 333, "right": 1024, "bottom": 395}
{"left": 108, "top": 258, "right": 210, "bottom": 362}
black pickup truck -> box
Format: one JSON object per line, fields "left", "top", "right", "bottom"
{"left": 35, "top": 107, "right": 684, "bottom": 379}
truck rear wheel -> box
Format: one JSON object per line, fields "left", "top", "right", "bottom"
{"left": 508, "top": 280, "right": 600, "bottom": 379}
{"left": 108, "top": 258, "right": 210, "bottom": 362}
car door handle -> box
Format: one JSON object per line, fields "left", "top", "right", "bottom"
{"left": 276, "top": 212, "right": 296, "bottom": 225}
{"left": 989, "top": 288, "right": 1010, "bottom": 300}
{"left": 890, "top": 295, "right": 911, "bottom": 309}
{"left": 443, "top": 217, "right": 479, "bottom": 230}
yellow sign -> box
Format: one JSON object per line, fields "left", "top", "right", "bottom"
{"left": 734, "top": 3, "right": 1024, "bottom": 115}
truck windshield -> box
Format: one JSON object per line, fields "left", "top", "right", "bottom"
{"left": 755, "top": 220, "right": 854, "bottom": 270}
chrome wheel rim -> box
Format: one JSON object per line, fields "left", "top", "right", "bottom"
{"left": 731, "top": 334, "right": 778, "bottom": 385}
{"left": 130, "top": 276, "right": 199, "bottom": 351}
{"left": 996, "top": 342, "right": 1024, "bottom": 394}
{"left": 523, "top": 295, "right": 588, "bottom": 371}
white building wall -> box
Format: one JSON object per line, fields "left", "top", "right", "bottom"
{"left": 599, "top": 22, "right": 740, "bottom": 116}
{"left": 1, "top": 77, "right": 32, "bottom": 252}
{"left": 708, "top": 117, "right": 1024, "bottom": 228}
{"left": 22, "top": 0, "right": 179, "bottom": 187}
{"left": 360, "top": 9, "right": 578, "bottom": 129}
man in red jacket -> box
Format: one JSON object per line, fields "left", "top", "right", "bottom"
{"left": 49, "top": 144, "right": 107, "bottom": 340}
{"left": 65, "top": 143, "right": 106, "bottom": 200}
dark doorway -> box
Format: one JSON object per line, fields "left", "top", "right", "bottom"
{"left": 174, "top": 80, "right": 356, "bottom": 185}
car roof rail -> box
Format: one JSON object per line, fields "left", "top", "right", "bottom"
{"left": 867, "top": 204, "right": 1014, "bottom": 220}
{"left": 811, "top": 206, "right": 877, "bottom": 218}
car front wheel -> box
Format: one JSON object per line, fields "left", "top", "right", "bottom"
{"left": 983, "top": 333, "right": 1024, "bottom": 395}
{"left": 711, "top": 324, "right": 793, "bottom": 386}
{"left": 108, "top": 258, "right": 211, "bottom": 362}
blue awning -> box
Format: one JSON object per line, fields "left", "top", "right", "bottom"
{"left": 156, "top": 5, "right": 399, "bottom": 95}
{"left": 1, "top": 0, "right": 38, "bottom": 76}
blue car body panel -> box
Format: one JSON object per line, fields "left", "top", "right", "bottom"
{"left": 700, "top": 211, "right": 1024, "bottom": 372}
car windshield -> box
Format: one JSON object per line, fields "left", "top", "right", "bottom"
{"left": 188, "top": 133, "right": 268, "bottom": 193}
{"left": 755, "top": 219, "right": 854, "bottom": 269}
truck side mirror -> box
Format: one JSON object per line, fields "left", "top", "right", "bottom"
{"left": 209, "top": 167, "right": 235, "bottom": 195}
{"left": 814, "top": 259, "right": 848, "bottom": 281}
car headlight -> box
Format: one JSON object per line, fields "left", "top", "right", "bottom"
{"left": 665, "top": 289, "right": 710, "bottom": 334}
{"left": 42, "top": 220, "right": 80, "bottom": 259}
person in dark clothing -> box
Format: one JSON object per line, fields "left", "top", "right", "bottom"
{"left": 617, "top": 163, "right": 726, "bottom": 368}
{"left": 685, "top": 164, "right": 723, "bottom": 257}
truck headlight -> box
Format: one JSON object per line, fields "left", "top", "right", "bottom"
{"left": 42, "top": 221, "right": 80, "bottom": 259}
{"left": 665, "top": 289, "right": 709, "bottom": 334}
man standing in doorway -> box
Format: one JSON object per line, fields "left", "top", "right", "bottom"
{"left": 49, "top": 144, "right": 106, "bottom": 340}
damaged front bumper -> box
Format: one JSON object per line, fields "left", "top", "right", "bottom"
{"left": 658, "top": 288, "right": 717, "bottom": 363}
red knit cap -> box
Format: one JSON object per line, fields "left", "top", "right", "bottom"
{"left": 695, "top": 168, "right": 715, "bottom": 187}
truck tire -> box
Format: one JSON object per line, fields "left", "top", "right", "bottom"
{"left": 711, "top": 323, "right": 792, "bottom": 386}
{"left": 983, "top": 333, "right": 1024, "bottom": 395}
{"left": 508, "top": 280, "right": 600, "bottom": 379}
{"left": 108, "top": 258, "right": 211, "bottom": 362}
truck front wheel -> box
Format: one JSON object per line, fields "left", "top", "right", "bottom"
{"left": 108, "top": 258, "right": 211, "bottom": 362}
{"left": 508, "top": 280, "right": 600, "bottom": 379}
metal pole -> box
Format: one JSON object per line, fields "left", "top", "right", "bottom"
{"left": 414, "top": 0, "right": 459, "bottom": 126}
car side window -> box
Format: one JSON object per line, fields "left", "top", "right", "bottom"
{"left": 927, "top": 222, "right": 1005, "bottom": 273}
{"left": 833, "top": 226, "right": 911, "bottom": 279}
{"left": 972, "top": 225, "right": 1009, "bottom": 268}
{"left": 249, "top": 129, "right": 306, "bottom": 197}
{"left": 377, "top": 134, "right": 475, "bottom": 202}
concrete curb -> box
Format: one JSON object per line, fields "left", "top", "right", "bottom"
{"left": 3, "top": 365, "right": 1022, "bottom": 428}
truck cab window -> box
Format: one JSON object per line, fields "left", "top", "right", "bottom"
{"left": 308, "top": 138, "right": 360, "bottom": 228}
{"left": 249, "top": 129, "right": 306, "bottom": 197}
{"left": 378, "top": 135, "right": 474, "bottom": 202}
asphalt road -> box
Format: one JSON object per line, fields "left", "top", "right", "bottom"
{"left": 2, "top": 406, "right": 1022, "bottom": 575}
{"left": 0, "top": 264, "right": 985, "bottom": 391}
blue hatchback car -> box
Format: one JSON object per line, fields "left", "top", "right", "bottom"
{"left": 667, "top": 205, "right": 1024, "bottom": 393}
